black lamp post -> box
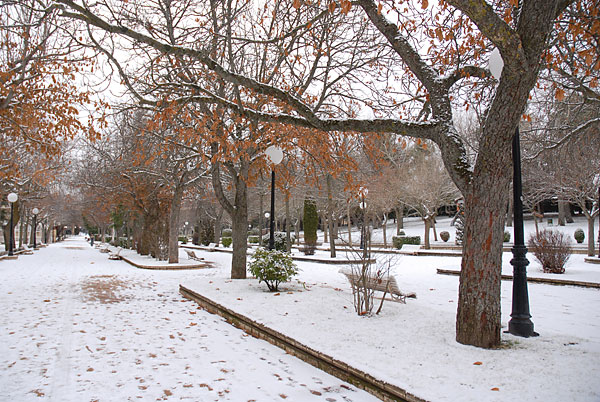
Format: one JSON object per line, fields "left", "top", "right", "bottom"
{"left": 265, "top": 146, "right": 283, "bottom": 250}
{"left": 32, "top": 208, "right": 39, "bottom": 249}
{"left": 508, "top": 127, "right": 538, "bottom": 337}
{"left": 7, "top": 192, "right": 18, "bottom": 256}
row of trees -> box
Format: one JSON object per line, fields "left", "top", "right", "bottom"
{"left": 1, "top": 0, "right": 597, "bottom": 349}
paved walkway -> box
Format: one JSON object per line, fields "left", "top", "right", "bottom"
{"left": 0, "top": 237, "right": 376, "bottom": 401}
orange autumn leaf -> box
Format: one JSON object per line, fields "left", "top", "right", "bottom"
{"left": 473, "top": 361, "right": 483, "bottom": 365}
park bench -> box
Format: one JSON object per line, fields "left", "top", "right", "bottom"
{"left": 185, "top": 249, "right": 204, "bottom": 261}
{"left": 340, "top": 269, "right": 416, "bottom": 303}
{"left": 108, "top": 247, "right": 122, "bottom": 260}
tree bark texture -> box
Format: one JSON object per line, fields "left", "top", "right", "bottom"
{"left": 167, "top": 186, "right": 184, "bottom": 264}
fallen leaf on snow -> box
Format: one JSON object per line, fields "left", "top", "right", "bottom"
{"left": 491, "top": 387, "right": 500, "bottom": 391}
{"left": 473, "top": 361, "right": 483, "bottom": 365}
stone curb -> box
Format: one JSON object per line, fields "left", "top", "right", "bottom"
{"left": 436, "top": 269, "right": 600, "bottom": 289}
{"left": 179, "top": 285, "right": 427, "bottom": 402}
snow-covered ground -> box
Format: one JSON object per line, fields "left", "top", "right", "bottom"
{"left": 0, "top": 237, "right": 377, "bottom": 401}
{"left": 2, "top": 224, "right": 599, "bottom": 402}
{"left": 335, "top": 214, "right": 596, "bottom": 249}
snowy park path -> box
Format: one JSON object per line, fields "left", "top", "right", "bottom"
{"left": 0, "top": 236, "right": 377, "bottom": 402}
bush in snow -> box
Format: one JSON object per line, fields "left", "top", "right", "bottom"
{"left": 440, "top": 231, "right": 450, "bottom": 242}
{"left": 503, "top": 231, "right": 511, "bottom": 243}
{"left": 261, "top": 231, "right": 295, "bottom": 251}
{"left": 527, "top": 229, "right": 571, "bottom": 274}
{"left": 392, "top": 236, "right": 421, "bottom": 249}
{"left": 248, "top": 235, "right": 260, "bottom": 244}
{"left": 221, "top": 237, "right": 232, "bottom": 248}
{"left": 248, "top": 248, "right": 298, "bottom": 291}
{"left": 574, "top": 228, "right": 585, "bottom": 244}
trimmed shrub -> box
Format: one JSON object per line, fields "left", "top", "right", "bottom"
{"left": 303, "top": 198, "right": 318, "bottom": 254}
{"left": 574, "top": 228, "right": 585, "bottom": 244}
{"left": 248, "top": 227, "right": 261, "bottom": 236}
{"left": 392, "top": 236, "right": 421, "bottom": 249}
{"left": 248, "top": 235, "right": 260, "bottom": 244}
{"left": 178, "top": 236, "right": 187, "bottom": 244}
{"left": 527, "top": 229, "right": 571, "bottom": 274}
{"left": 398, "top": 230, "right": 405, "bottom": 236}
{"left": 261, "top": 231, "right": 295, "bottom": 251}
{"left": 221, "top": 228, "right": 233, "bottom": 237}
{"left": 221, "top": 237, "right": 232, "bottom": 248}
{"left": 503, "top": 231, "right": 511, "bottom": 243}
{"left": 248, "top": 248, "right": 298, "bottom": 291}
{"left": 440, "top": 231, "right": 450, "bottom": 242}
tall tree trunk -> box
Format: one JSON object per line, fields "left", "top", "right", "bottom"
{"left": 167, "top": 186, "right": 184, "bottom": 264}
{"left": 456, "top": 160, "right": 511, "bottom": 348}
{"left": 258, "top": 193, "right": 264, "bottom": 247}
{"left": 506, "top": 195, "right": 513, "bottom": 227}
{"left": 382, "top": 213, "right": 388, "bottom": 248}
{"left": 214, "top": 208, "right": 223, "bottom": 244}
{"left": 586, "top": 213, "right": 595, "bottom": 257}
{"left": 558, "top": 201, "right": 573, "bottom": 225}
{"left": 285, "top": 196, "right": 292, "bottom": 252}
{"left": 230, "top": 184, "right": 248, "bottom": 278}
{"left": 396, "top": 205, "right": 404, "bottom": 233}
{"left": 347, "top": 202, "right": 352, "bottom": 246}
{"left": 423, "top": 217, "right": 431, "bottom": 249}
{"left": 212, "top": 157, "right": 250, "bottom": 279}
{"left": 327, "top": 174, "right": 336, "bottom": 258}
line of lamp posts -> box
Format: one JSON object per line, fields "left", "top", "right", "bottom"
{"left": 5, "top": 192, "right": 41, "bottom": 257}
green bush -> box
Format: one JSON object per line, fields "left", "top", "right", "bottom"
{"left": 504, "top": 231, "right": 511, "bottom": 243}
{"left": 221, "top": 237, "right": 232, "bottom": 247}
{"left": 248, "top": 248, "right": 298, "bottom": 291}
{"left": 392, "top": 235, "right": 421, "bottom": 249}
{"left": 440, "top": 231, "right": 450, "bottom": 242}
{"left": 398, "top": 230, "right": 405, "bottom": 236}
{"left": 221, "top": 228, "right": 233, "bottom": 237}
{"left": 303, "top": 198, "right": 318, "bottom": 254}
{"left": 248, "top": 235, "right": 260, "bottom": 244}
{"left": 248, "top": 227, "right": 261, "bottom": 236}
{"left": 178, "top": 236, "right": 188, "bottom": 244}
{"left": 261, "top": 231, "right": 295, "bottom": 251}
{"left": 574, "top": 228, "right": 585, "bottom": 244}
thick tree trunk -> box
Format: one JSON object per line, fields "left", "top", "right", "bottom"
{"left": 167, "top": 186, "right": 184, "bottom": 264}
{"left": 423, "top": 218, "right": 431, "bottom": 249}
{"left": 587, "top": 214, "right": 595, "bottom": 256}
{"left": 214, "top": 208, "right": 223, "bottom": 244}
{"left": 456, "top": 162, "right": 511, "bottom": 348}
{"left": 230, "top": 185, "right": 248, "bottom": 279}
{"left": 396, "top": 206, "right": 404, "bottom": 233}
{"left": 327, "top": 174, "right": 336, "bottom": 258}
{"left": 558, "top": 201, "right": 573, "bottom": 226}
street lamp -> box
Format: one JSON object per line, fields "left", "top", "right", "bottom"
{"left": 265, "top": 146, "right": 283, "bottom": 250}
{"left": 490, "top": 48, "right": 537, "bottom": 337}
{"left": 7, "top": 193, "right": 18, "bottom": 256}
{"left": 32, "top": 208, "right": 39, "bottom": 249}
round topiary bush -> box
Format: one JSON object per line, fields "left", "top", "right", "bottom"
{"left": 221, "top": 228, "right": 233, "bottom": 238}
{"left": 574, "top": 228, "right": 585, "bottom": 244}
{"left": 440, "top": 231, "right": 450, "bottom": 242}
{"left": 248, "top": 248, "right": 298, "bottom": 291}
{"left": 503, "top": 231, "right": 511, "bottom": 243}
{"left": 528, "top": 229, "right": 571, "bottom": 274}
{"left": 221, "top": 237, "right": 232, "bottom": 247}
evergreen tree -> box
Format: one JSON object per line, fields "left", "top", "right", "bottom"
{"left": 303, "top": 198, "right": 318, "bottom": 255}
